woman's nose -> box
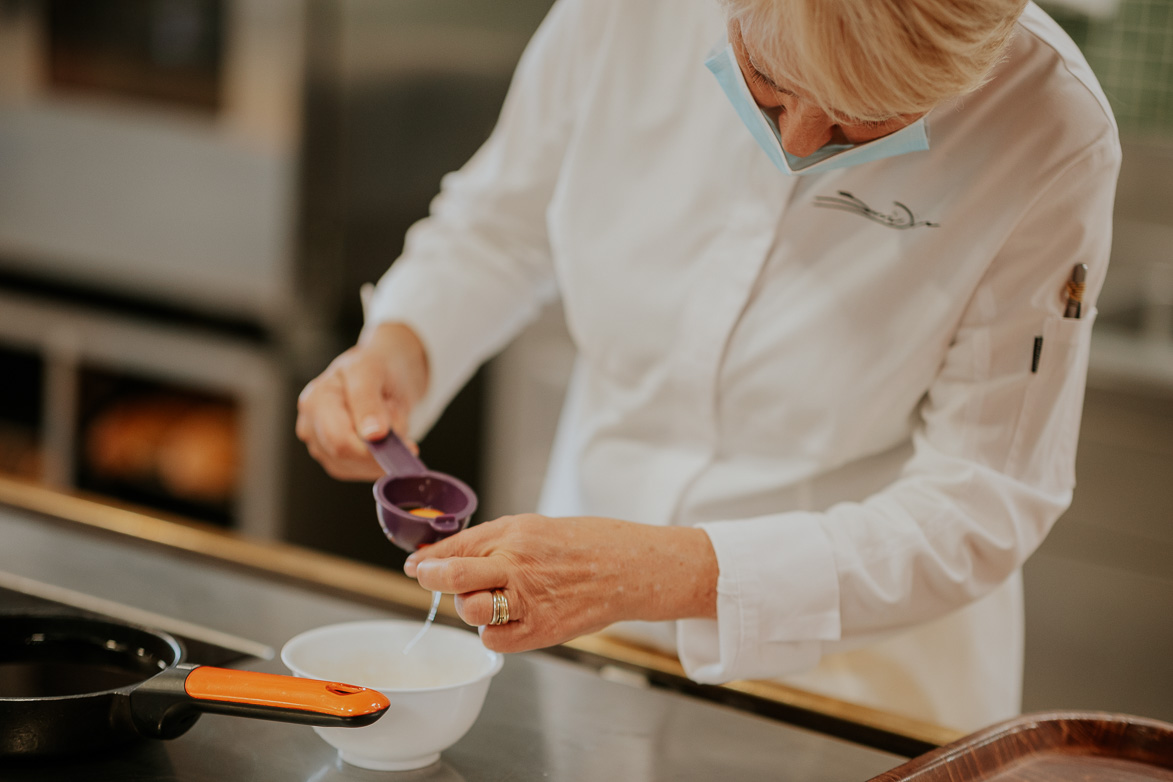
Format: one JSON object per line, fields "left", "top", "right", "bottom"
{"left": 775, "top": 107, "right": 835, "bottom": 158}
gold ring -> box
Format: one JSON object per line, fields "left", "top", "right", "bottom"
{"left": 489, "top": 589, "right": 510, "bottom": 626}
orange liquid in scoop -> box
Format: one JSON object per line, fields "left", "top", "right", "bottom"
{"left": 406, "top": 506, "right": 445, "bottom": 518}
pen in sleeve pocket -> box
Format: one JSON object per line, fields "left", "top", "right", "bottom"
{"left": 1034, "top": 263, "right": 1088, "bottom": 372}
{"left": 1063, "top": 263, "right": 1087, "bottom": 319}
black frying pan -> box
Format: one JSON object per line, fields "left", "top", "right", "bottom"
{"left": 0, "top": 613, "right": 389, "bottom": 757}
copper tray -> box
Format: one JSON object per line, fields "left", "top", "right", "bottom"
{"left": 869, "top": 712, "right": 1173, "bottom": 781}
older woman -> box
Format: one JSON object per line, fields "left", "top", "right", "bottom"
{"left": 296, "top": 0, "right": 1120, "bottom": 732}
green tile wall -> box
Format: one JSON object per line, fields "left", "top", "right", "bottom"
{"left": 1042, "top": 0, "right": 1173, "bottom": 139}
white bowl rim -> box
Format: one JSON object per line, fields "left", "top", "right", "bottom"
{"left": 280, "top": 619, "right": 504, "bottom": 693}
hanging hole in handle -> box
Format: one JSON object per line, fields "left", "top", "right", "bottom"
{"left": 325, "top": 683, "right": 366, "bottom": 696}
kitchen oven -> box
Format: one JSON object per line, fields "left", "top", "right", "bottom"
{"left": 0, "top": 0, "right": 555, "bottom": 559}
{"left": 0, "top": 0, "right": 311, "bottom": 538}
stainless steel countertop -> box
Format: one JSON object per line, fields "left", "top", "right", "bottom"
{"left": 0, "top": 502, "right": 903, "bottom": 781}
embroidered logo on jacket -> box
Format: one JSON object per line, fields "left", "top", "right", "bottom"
{"left": 813, "top": 191, "right": 939, "bottom": 229}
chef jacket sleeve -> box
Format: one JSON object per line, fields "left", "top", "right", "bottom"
{"left": 361, "top": 0, "right": 611, "bottom": 438}
{"left": 682, "top": 134, "right": 1122, "bottom": 683}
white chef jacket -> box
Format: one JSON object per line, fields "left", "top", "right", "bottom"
{"left": 365, "top": 0, "right": 1120, "bottom": 732}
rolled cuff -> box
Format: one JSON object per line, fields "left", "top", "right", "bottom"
{"left": 679, "top": 513, "right": 841, "bottom": 684}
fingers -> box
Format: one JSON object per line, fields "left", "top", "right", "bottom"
{"left": 297, "top": 323, "right": 431, "bottom": 481}
{"left": 479, "top": 623, "right": 536, "bottom": 654}
{"left": 340, "top": 355, "right": 395, "bottom": 442}
{"left": 296, "top": 375, "right": 383, "bottom": 481}
{"left": 403, "top": 517, "right": 511, "bottom": 576}
{"left": 413, "top": 555, "right": 511, "bottom": 596}
{"left": 295, "top": 349, "right": 408, "bottom": 481}
{"left": 406, "top": 524, "right": 520, "bottom": 628}
{"left": 404, "top": 515, "right": 621, "bottom": 650}
{"left": 454, "top": 588, "right": 518, "bottom": 627}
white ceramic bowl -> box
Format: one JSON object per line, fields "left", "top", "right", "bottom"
{"left": 281, "top": 620, "right": 503, "bottom": 771}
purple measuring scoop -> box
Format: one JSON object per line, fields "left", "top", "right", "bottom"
{"left": 368, "top": 431, "right": 477, "bottom": 552}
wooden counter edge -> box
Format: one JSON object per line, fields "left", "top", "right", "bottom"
{"left": 562, "top": 633, "right": 964, "bottom": 749}
{"left": 0, "top": 476, "right": 964, "bottom": 750}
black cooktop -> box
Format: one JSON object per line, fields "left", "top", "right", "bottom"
{"left": 0, "top": 586, "right": 255, "bottom": 668}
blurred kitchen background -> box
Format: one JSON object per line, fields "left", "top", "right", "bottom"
{"left": 0, "top": 0, "right": 1169, "bottom": 723}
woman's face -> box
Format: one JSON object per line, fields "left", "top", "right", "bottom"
{"left": 727, "top": 20, "right": 925, "bottom": 158}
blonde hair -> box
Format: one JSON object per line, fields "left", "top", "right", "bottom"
{"left": 720, "top": 0, "right": 1027, "bottom": 123}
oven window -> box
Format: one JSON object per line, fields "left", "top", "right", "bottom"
{"left": 45, "top": 0, "right": 224, "bottom": 112}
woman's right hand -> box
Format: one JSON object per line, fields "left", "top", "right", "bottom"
{"left": 295, "top": 322, "right": 429, "bottom": 481}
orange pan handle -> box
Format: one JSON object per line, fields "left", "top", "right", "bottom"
{"left": 130, "top": 664, "right": 389, "bottom": 739}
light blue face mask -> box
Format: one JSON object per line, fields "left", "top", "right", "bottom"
{"left": 704, "top": 43, "right": 929, "bottom": 175}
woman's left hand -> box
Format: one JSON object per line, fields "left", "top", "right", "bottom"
{"left": 404, "top": 514, "right": 718, "bottom": 653}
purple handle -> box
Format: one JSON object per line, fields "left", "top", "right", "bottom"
{"left": 368, "top": 431, "right": 426, "bottom": 477}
